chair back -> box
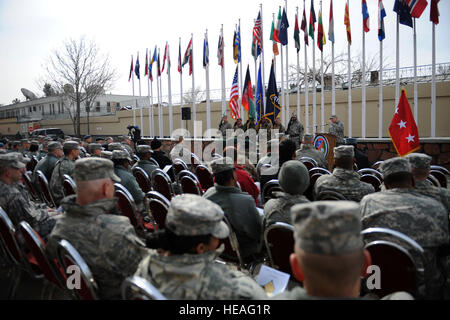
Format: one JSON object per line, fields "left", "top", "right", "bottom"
{"left": 309, "top": 167, "right": 331, "bottom": 176}
{"left": 315, "top": 190, "right": 348, "bottom": 201}
{"left": 132, "top": 154, "right": 139, "bottom": 165}
{"left": 56, "top": 239, "right": 99, "bottom": 300}
{"left": 357, "top": 168, "right": 383, "bottom": 181}
{"left": 151, "top": 169, "right": 173, "bottom": 201}
{"left": 147, "top": 196, "right": 170, "bottom": 230}
{"left": 300, "top": 157, "right": 318, "bottom": 170}
{"left": 18, "top": 221, "right": 65, "bottom": 289}
{"left": 360, "top": 174, "right": 382, "bottom": 192}
{"left": 173, "top": 159, "right": 188, "bottom": 176}
{"left": 264, "top": 222, "right": 295, "bottom": 276}
{"left": 430, "top": 165, "right": 450, "bottom": 176}
{"left": 26, "top": 156, "right": 38, "bottom": 172}
{"left": 23, "top": 171, "right": 40, "bottom": 201}
{"left": 180, "top": 175, "right": 203, "bottom": 195}
{"left": 429, "top": 170, "right": 447, "bottom": 189}
{"left": 190, "top": 153, "right": 200, "bottom": 170}
{"left": 63, "top": 174, "right": 77, "bottom": 197}
{"left": 304, "top": 173, "right": 324, "bottom": 201}
{"left": 0, "top": 207, "right": 23, "bottom": 265}
{"left": 132, "top": 167, "right": 152, "bottom": 193}
{"left": 372, "top": 160, "right": 384, "bottom": 170}
{"left": 176, "top": 169, "right": 198, "bottom": 186}
{"left": 261, "top": 179, "right": 282, "bottom": 205}
{"left": 361, "top": 227, "right": 426, "bottom": 298}
{"left": 195, "top": 165, "right": 214, "bottom": 190}
{"left": 121, "top": 275, "right": 167, "bottom": 300}
{"left": 218, "top": 216, "right": 245, "bottom": 269}
{"left": 36, "top": 170, "right": 56, "bottom": 208}
{"left": 427, "top": 174, "right": 441, "bottom": 187}
{"left": 114, "top": 183, "right": 142, "bottom": 231}
{"left": 148, "top": 158, "right": 160, "bottom": 167}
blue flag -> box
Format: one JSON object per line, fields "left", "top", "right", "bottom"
{"left": 135, "top": 54, "right": 140, "bottom": 80}
{"left": 279, "top": 8, "right": 290, "bottom": 46}
{"left": 203, "top": 34, "right": 209, "bottom": 68}
{"left": 265, "top": 60, "right": 281, "bottom": 124}
{"left": 256, "top": 62, "right": 264, "bottom": 123}
{"left": 393, "top": 0, "right": 413, "bottom": 28}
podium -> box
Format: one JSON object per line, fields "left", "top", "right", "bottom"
{"left": 313, "top": 133, "right": 337, "bottom": 170}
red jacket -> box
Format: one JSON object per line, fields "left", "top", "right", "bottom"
{"left": 234, "top": 165, "right": 260, "bottom": 204}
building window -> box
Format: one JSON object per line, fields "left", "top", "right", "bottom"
{"left": 106, "top": 102, "right": 111, "bottom": 113}
{"left": 32, "top": 106, "right": 36, "bottom": 112}
{"left": 96, "top": 101, "right": 100, "bottom": 107}
{"left": 95, "top": 106, "right": 101, "bottom": 112}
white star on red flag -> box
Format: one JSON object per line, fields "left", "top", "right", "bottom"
{"left": 397, "top": 120, "right": 407, "bottom": 129}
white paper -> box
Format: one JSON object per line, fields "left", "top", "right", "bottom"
{"left": 256, "top": 207, "right": 264, "bottom": 217}
{"left": 256, "top": 264, "right": 290, "bottom": 297}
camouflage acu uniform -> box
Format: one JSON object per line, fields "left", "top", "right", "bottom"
{"left": 49, "top": 156, "right": 75, "bottom": 206}
{"left": 121, "top": 143, "right": 134, "bottom": 156}
{"left": 296, "top": 144, "right": 329, "bottom": 169}
{"left": 328, "top": 120, "right": 345, "bottom": 144}
{"left": 255, "top": 120, "right": 273, "bottom": 140}
{"left": 32, "top": 151, "right": 60, "bottom": 185}
{"left": 272, "top": 122, "right": 286, "bottom": 134}
{"left": 46, "top": 196, "right": 149, "bottom": 300}
{"left": 114, "top": 165, "right": 145, "bottom": 211}
{"left": 135, "top": 194, "right": 267, "bottom": 300}
{"left": 218, "top": 121, "right": 232, "bottom": 137}
{"left": 286, "top": 119, "right": 304, "bottom": 148}
{"left": 131, "top": 159, "right": 158, "bottom": 178}
{"left": 314, "top": 168, "right": 375, "bottom": 201}
{"left": 414, "top": 180, "right": 450, "bottom": 213}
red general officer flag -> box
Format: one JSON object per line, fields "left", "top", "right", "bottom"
{"left": 388, "top": 89, "right": 420, "bottom": 156}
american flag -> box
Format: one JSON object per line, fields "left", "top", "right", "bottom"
{"left": 253, "top": 12, "right": 262, "bottom": 50}
{"left": 228, "top": 67, "right": 240, "bottom": 120}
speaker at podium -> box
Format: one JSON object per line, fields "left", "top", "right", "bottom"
{"left": 181, "top": 107, "right": 191, "bottom": 120}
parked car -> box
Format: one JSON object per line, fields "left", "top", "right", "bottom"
{"left": 29, "top": 128, "right": 65, "bottom": 140}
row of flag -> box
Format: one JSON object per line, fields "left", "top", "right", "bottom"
{"left": 126, "top": 0, "right": 441, "bottom": 130}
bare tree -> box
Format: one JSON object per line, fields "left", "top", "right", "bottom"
{"left": 42, "top": 37, "right": 116, "bottom": 137}
{"left": 183, "top": 86, "right": 205, "bottom": 104}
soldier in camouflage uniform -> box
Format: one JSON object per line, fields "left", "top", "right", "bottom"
{"left": 218, "top": 114, "right": 233, "bottom": 137}
{"left": 20, "top": 139, "right": 31, "bottom": 157}
{"left": 328, "top": 115, "right": 345, "bottom": 145}
{"left": 255, "top": 117, "right": 274, "bottom": 141}
{"left": 0, "top": 153, "right": 58, "bottom": 239}
{"left": 49, "top": 141, "right": 79, "bottom": 206}
{"left": 135, "top": 194, "right": 267, "bottom": 300}
{"left": 101, "top": 150, "right": 113, "bottom": 159}
{"left": 88, "top": 143, "right": 103, "bottom": 157}
{"left": 233, "top": 118, "right": 246, "bottom": 132}
{"left": 46, "top": 157, "right": 149, "bottom": 300}
{"left": 112, "top": 150, "right": 145, "bottom": 212}
{"left": 296, "top": 134, "right": 329, "bottom": 169}
{"left": 360, "top": 157, "right": 449, "bottom": 299}
{"left": 117, "top": 135, "right": 134, "bottom": 156}
{"left": 274, "top": 201, "right": 413, "bottom": 300}
{"left": 132, "top": 145, "right": 158, "bottom": 178}
{"left": 203, "top": 158, "right": 263, "bottom": 262}
{"left": 72, "top": 138, "right": 87, "bottom": 158}
{"left": 314, "top": 145, "right": 374, "bottom": 201}
{"left": 263, "top": 160, "right": 310, "bottom": 229}
{"left": 32, "top": 142, "right": 63, "bottom": 188}
{"left": 406, "top": 153, "right": 450, "bottom": 213}
{"left": 286, "top": 113, "right": 304, "bottom": 149}
{"left": 108, "top": 142, "right": 124, "bottom": 152}
{"left": 273, "top": 117, "right": 286, "bottom": 135}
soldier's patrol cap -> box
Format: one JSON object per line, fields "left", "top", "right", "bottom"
{"left": 136, "top": 145, "right": 152, "bottom": 154}
{"left": 279, "top": 160, "right": 310, "bottom": 195}
{"left": 117, "top": 135, "right": 126, "bottom": 142}
{"left": 95, "top": 137, "right": 105, "bottom": 142}
{"left": 405, "top": 153, "right": 432, "bottom": 169}
{"left": 83, "top": 135, "right": 91, "bottom": 140}
{"left": 0, "top": 152, "right": 30, "bottom": 169}
{"left": 72, "top": 137, "right": 81, "bottom": 143}
{"left": 63, "top": 141, "right": 79, "bottom": 150}
{"left": 209, "top": 157, "right": 235, "bottom": 175}
{"left": 88, "top": 143, "right": 103, "bottom": 152}
{"left": 380, "top": 157, "right": 411, "bottom": 178}
{"left": 334, "top": 145, "right": 354, "bottom": 159}
{"left": 291, "top": 201, "right": 363, "bottom": 255}
{"left": 48, "top": 142, "right": 63, "bottom": 152}
{"left": 345, "top": 138, "right": 358, "bottom": 145}
{"left": 30, "top": 140, "right": 39, "bottom": 146}
{"left": 166, "top": 194, "right": 229, "bottom": 239}
{"left": 73, "top": 157, "right": 120, "bottom": 182}
{"left": 111, "top": 149, "right": 132, "bottom": 162}
{"left": 108, "top": 142, "right": 124, "bottom": 151}
{"left": 329, "top": 115, "right": 337, "bottom": 119}
{"left": 100, "top": 150, "right": 113, "bottom": 159}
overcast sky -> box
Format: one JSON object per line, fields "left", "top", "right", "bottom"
{"left": 0, "top": 0, "right": 449, "bottom": 105}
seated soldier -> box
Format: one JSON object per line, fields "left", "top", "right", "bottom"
{"left": 46, "top": 157, "right": 149, "bottom": 300}
{"left": 150, "top": 137, "right": 175, "bottom": 181}
{"left": 406, "top": 152, "right": 450, "bottom": 213}
{"left": 88, "top": 143, "right": 103, "bottom": 157}
{"left": 135, "top": 194, "right": 267, "bottom": 300}
{"left": 32, "top": 142, "right": 63, "bottom": 188}
{"left": 314, "top": 145, "right": 375, "bottom": 202}
{"left": 203, "top": 157, "right": 263, "bottom": 263}
{"left": 49, "top": 141, "right": 79, "bottom": 206}
{"left": 274, "top": 201, "right": 412, "bottom": 300}
{"left": 360, "top": 157, "right": 449, "bottom": 299}
{"left": 295, "top": 134, "right": 329, "bottom": 170}
{"left": 0, "top": 153, "right": 59, "bottom": 239}
{"left": 263, "top": 160, "right": 310, "bottom": 229}
{"left": 132, "top": 145, "right": 158, "bottom": 178}
{"left": 112, "top": 150, "right": 145, "bottom": 212}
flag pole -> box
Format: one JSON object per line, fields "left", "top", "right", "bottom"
{"left": 159, "top": 50, "right": 164, "bottom": 137}
{"left": 149, "top": 65, "right": 154, "bottom": 137}
{"left": 156, "top": 48, "right": 162, "bottom": 137}
{"left": 205, "top": 29, "right": 211, "bottom": 135}
{"left": 320, "top": 0, "right": 325, "bottom": 133}
{"left": 362, "top": 14, "right": 366, "bottom": 139}
{"left": 191, "top": 33, "right": 196, "bottom": 138}
{"left": 331, "top": 0, "right": 335, "bottom": 115}
{"left": 285, "top": 0, "right": 290, "bottom": 125}
{"left": 131, "top": 54, "right": 136, "bottom": 127}
{"left": 395, "top": 15, "right": 400, "bottom": 105}
{"left": 379, "top": 27, "right": 383, "bottom": 139}
{"left": 312, "top": 14, "right": 316, "bottom": 134}
{"left": 167, "top": 43, "right": 173, "bottom": 135}
{"left": 413, "top": 18, "right": 418, "bottom": 121}
{"left": 431, "top": 16, "right": 436, "bottom": 137}
{"left": 260, "top": 4, "right": 267, "bottom": 110}
{"left": 221, "top": 25, "right": 226, "bottom": 116}
{"left": 272, "top": 13, "right": 277, "bottom": 76}
{"left": 347, "top": 0, "right": 352, "bottom": 138}
{"left": 138, "top": 52, "right": 143, "bottom": 133}
{"left": 303, "top": 0, "right": 309, "bottom": 134}
{"left": 238, "top": 19, "right": 244, "bottom": 123}
{"left": 179, "top": 38, "right": 184, "bottom": 130}
{"left": 296, "top": 6, "right": 301, "bottom": 122}
{"left": 146, "top": 48, "right": 151, "bottom": 138}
